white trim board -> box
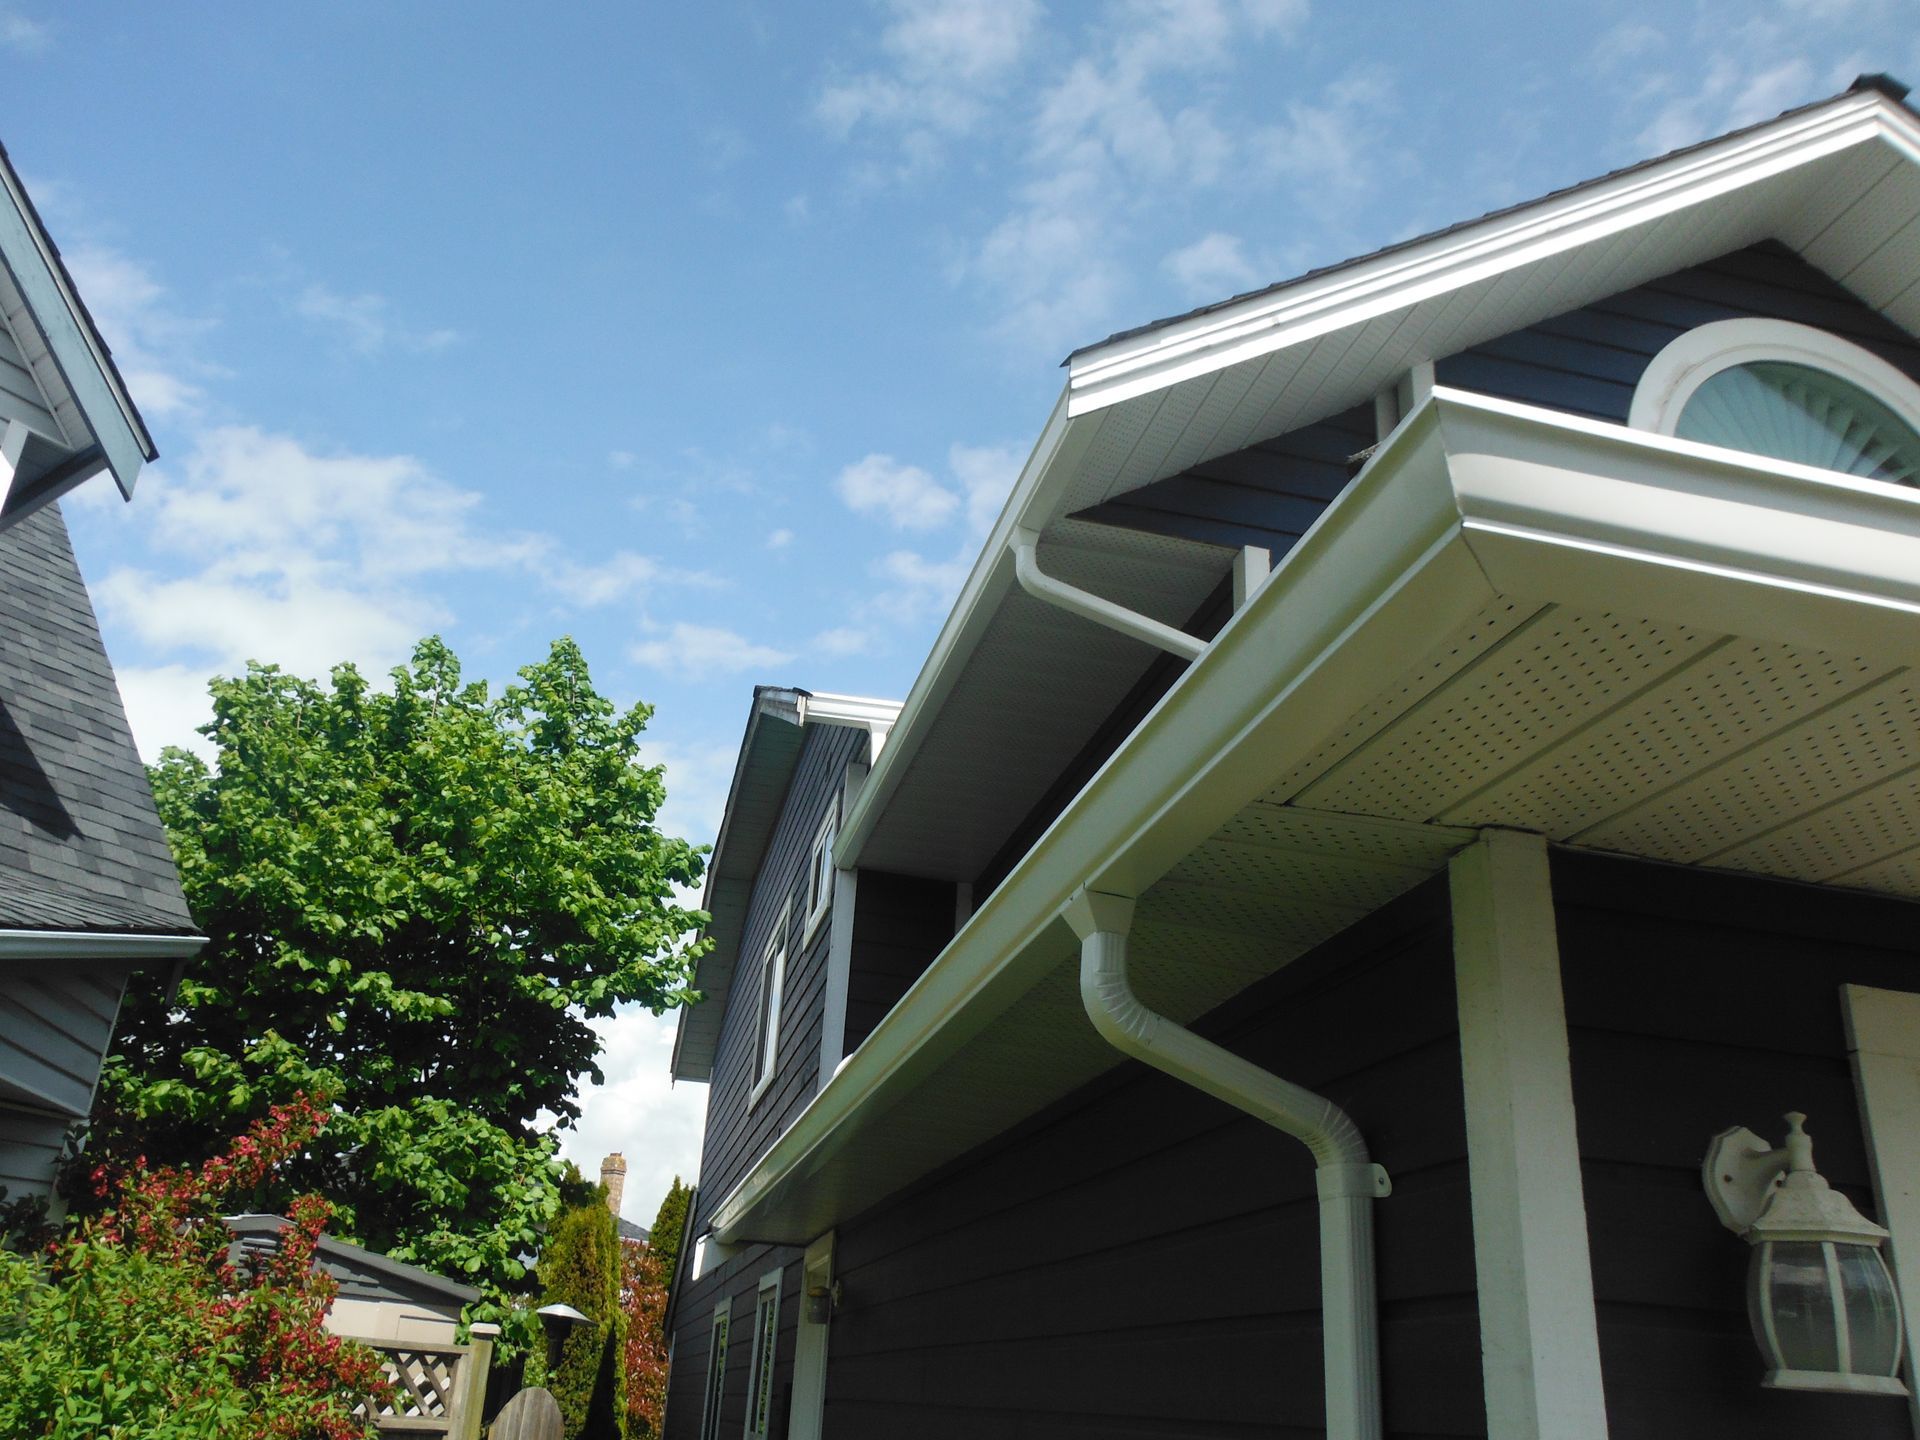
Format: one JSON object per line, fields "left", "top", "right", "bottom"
{"left": 1841, "top": 983, "right": 1920, "bottom": 1436}
{"left": 708, "top": 387, "right": 1920, "bottom": 1246}
{"left": 1452, "top": 830, "right": 1609, "bottom": 1440}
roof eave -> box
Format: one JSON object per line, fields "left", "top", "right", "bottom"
{"left": 0, "top": 141, "right": 156, "bottom": 501}
{"left": 709, "top": 389, "right": 1920, "bottom": 1244}
{"left": 1064, "top": 87, "right": 1918, "bottom": 416}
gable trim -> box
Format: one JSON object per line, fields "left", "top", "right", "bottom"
{"left": 1067, "top": 87, "right": 1917, "bottom": 417}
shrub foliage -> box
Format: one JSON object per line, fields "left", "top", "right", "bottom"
{"left": 0, "top": 1098, "right": 389, "bottom": 1439}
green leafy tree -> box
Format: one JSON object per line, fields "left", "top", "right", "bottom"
{"left": 88, "top": 637, "right": 706, "bottom": 1347}
{"left": 530, "top": 1192, "right": 626, "bottom": 1439}
{"left": 647, "top": 1177, "right": 691, "bottom": 1292}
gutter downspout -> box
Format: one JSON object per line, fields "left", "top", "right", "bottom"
{"left": 1063, "top": 888, "right": 1389, "bottom": 1440}
{"left": 1011, "top": 527, "right": 1206, "bottom": 662}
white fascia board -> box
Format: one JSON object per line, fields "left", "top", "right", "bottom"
{"left": 796, "top": 692, "right": 902, "bottom": 731}
{"left": 1067, "top": 90, "right": 1911, "bottom": 418}
{"left": 0, "top": 929, "right": 206, "bottom": 961}
{"left": 709, "top": 386, "right": 1920, "bottom": 1244}
{"left": 1433, "top": 386, "right": 1920, "bottom": 662}
{"left": 711, "top": 403, "right": 1491, "bottom": 1241}
{"left": 834, "top": 386, "right": 1099, "bottom": 869}
{"left": 0, "top": 155, "right": 152, "bottom": 495}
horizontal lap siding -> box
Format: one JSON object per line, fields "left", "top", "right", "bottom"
{"left": 1554, "top": 851, "right": 1920, "bottom": 1440}
{"left": 1068, "top": 403, "right": 1372, "bottom": 557}
{"left": 824, "top": 880, "right": 1485, "bottom": 1438}
{"left": 664, "top": 1241, "right": 804, "bottom": 1440}
{"left": 843, "top": 870, "right": 954, "bottom": 1058}
{"left": 0, "top": 1104, "right": 71, "bottom": 1202}
{"left": 1069, "top": 244, "right": 1920, "bottom": 562}
{"left": 696, "top": 723, "right": 866, "bottom": 1234}
{"left": 0, "top": 961, "right": 129, "bottom": 1116}
{"left": 1438, "top": 242, "right": 1920, "bottom": 422}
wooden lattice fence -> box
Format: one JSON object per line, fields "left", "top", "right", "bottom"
{"left": 353, "top": 1331, "right": 494, "bottom": 1439}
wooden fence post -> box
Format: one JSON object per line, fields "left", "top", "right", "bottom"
{"left": 451, "top": 1324, "right": 498, "bottom": 1440}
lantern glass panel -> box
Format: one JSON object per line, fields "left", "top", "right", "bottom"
{"left": 1839, "top": 1246, "right": 1903, "bottom": 1377}
{"left": 1749, "top": 1241, "right": 1839, "bottom": 1373}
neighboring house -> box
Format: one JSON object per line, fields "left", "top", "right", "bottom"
{"left": 666, "top": 77, "right": 1920, "bottom": 1439}
{"left": 225, "top": 1212, "right": 482, "bottom": 1346}
{"left": 0, "top": 142, "right": 200, "bottom": 1213}
{"left": 601, "top": 1150, "right": 651, "bottom": 1244}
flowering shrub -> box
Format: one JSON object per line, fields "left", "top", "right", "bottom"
{"left": 620, "top": 1242, "right": 671, "bottom": 1437}
{"left": 0, "top": 1098, "right": 390, "bottom": 1440}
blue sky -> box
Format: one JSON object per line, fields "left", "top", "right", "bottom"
{"left": 10, "top": 0, "right": 1915, "bottom": 1219}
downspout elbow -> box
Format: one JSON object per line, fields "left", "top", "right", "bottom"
{"left": 1011, "top": 527, "right": 1207, "bottom": 662}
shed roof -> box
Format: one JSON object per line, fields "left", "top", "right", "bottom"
{"left": 224, "top": 1213, "right": 483, "bottom": 1309}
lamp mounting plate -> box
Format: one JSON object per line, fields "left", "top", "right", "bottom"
{"left": 1704, "top": 1125, "right": 1786, "bottom": 1234}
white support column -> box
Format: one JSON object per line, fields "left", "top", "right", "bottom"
{"left": 786, "top": 1231, "right": 835, "bottom": 1440}
{"left": 1841, "top": 983, "right": 1920, "bottom": 1436}
{"left": 1451, "top": 829, "right": 1609, "bottom": 1440}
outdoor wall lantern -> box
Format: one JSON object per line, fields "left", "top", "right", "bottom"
{"left": 1704, "top": 1111, "right": 1907, "bottom": 1396}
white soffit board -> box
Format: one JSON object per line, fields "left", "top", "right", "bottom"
{"left": 709, "top": 389, "right": 1920, "bottom": 1245}
{"left": 856, "top": 519, "right": 1231, "bottom": 880}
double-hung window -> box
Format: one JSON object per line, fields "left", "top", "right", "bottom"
{"left": 743, "top": 1268, "right": 783, "bottom": 1440}
{"left": 803, "top": 801, "right": 837, "bottom": 943}
{"left": 749, "top": 905, "right": 788, "bottom": 1107}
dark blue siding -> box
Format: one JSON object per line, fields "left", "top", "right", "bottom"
{"left": 843, "top": 870, "right": 954, "bottom": 1058}
{"left": 694, "top": 721, "right": 866, "bottom": 1235}
{"left": 1076, "top": 243, "right": 1920, "bottom": 556}
{"left": 1439, "top": 242, "right": 1920, "bottom": 423}
{"left": 1555, "top": 851, "right": 1920, "bottom": 1440}
{"left": 821, "top": 881, "right": 1483, "bottom": 1438}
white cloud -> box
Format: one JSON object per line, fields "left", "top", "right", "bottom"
{"left": 112, "top": 663, "right": 218, "bottom": 762}
{"left": 947, "top": 440, "right": 1022, "bottom": 535}
{"left": 1163, "top": 231, "right": 1262, "bottom": 301}
{"left": 608, "top": 449, "right": 638, "bottom": 470}
{"left": 62, "top": 243, "right": 210, "bottom": 420}
{"left": 638, "top": 734, "right": 744, "bottom": 846}
{"left": 296, "top": 282, "right": 459, "bottom": 358}
{"left": 766, "top": 527, "right": 794, "bottom": 549}
{"left": 630, "top": 622, "right": 794, "bottom": 680}
{"left": 835, "top": 452, "right": 959, "bottom": 530}
{"left": 0, "top": 11, "right": 47, "bottom": 55}
{"left": 812, "top": 625, "right": 871, "bottom": 657}
{"left": 557, "top": 1007, "right": 708, "bottom": 1222}
{"left": 817, "top": 0, "right": 1043, "bottom": 158}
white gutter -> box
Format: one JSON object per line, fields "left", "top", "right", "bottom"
{"left": 708, "top": 388, "right": 1920, "bottom": 1249}
{"left": 1011, "top": 526, "right": 1207, "bottom": 661}
{"left": 0, "top": 928, "right": 205, "bottom": 960}
{"left": 1064, "top": 887, "right": 1387, "bottom": 1440}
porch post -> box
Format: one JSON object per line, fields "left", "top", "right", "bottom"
{"left": 1451, "top": 830, "right": 1609, "bottom": 1440}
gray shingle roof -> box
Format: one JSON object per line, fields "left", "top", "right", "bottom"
{"left": 0, "top": 502, "right": 193, "bottom": 934}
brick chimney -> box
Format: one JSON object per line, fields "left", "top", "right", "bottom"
{"left": 601, "top": 1153, "right": 627, "bottom": 1219}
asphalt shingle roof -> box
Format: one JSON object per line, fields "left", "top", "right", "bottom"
{"left": 0, "top": 502, "right": 193, "bottom": 934}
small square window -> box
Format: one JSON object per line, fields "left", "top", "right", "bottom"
{"left": 803, "top": 803, "right": 838, "bottom": 942}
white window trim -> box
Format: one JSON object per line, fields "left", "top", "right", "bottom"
{"left": 743, "top": 1266, "right": 784, "bottom": 1440}
{"left": 698, "top": 1299, "right": 731, "bottom": 1440}
{"left": 749, "top": 904, "right": 789, "bottom": 1109}
{"left": 802, "top": 802, "right": 838, "bottom": 945}
{"left": 1628, "top": 317, "right": 1920, "bottom": 440}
